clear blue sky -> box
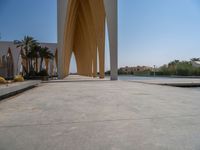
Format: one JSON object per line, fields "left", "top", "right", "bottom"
{"left": 1, "top": 0, "right": 200, "bottom": 71}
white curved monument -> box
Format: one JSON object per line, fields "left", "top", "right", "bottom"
{"left": 57, "top": 0, "right": 118, "bottom": 80}
{"left": 192, "top": 61, "right": 200, "bottom": 68}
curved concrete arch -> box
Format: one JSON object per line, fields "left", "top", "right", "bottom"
{"left": 58, "top": 0, "right": 118, "bottom": 80}
{"left": 61, "top": 0, "right": 79, "bottom": 77}
{"left": 103, "top": 0, "right": 118, "bottom": 80}
{"left": 75, "top": 1, "right": 96, "bottom": 76}
{"left": 55, "top": 49, "right": 58, "bottom": 68}
{"left": 76, "top": 0, "right": 105, "bottom": 78}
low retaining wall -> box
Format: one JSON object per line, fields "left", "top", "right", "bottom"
{"left": 0, "top": 81, "right": 41, "bottom": 100}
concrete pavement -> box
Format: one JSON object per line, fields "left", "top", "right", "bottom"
{"left": 0, "top": 78, "right": 200, "bottom": 150}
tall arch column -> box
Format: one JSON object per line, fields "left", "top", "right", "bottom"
{"left": 57, "top": 0, "right": 118, "bottom": 80}
{"left": 104, "top": 0, "right": 118, "bottom": 80}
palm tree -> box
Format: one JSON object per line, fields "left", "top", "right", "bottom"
{"left": 39, "top": 47, "right": 54, "bottom": 72}
{"left": 168, "top": 60, "right": 180, "bottom": 66}
{"left": 168, "top": 60, "right": 180, "bottom": 75}
{"left": 27, "top": 46, "right": 38, "bottom": 73}
{"left": 191, "top": 58, "right": 200, "bottom": 61}
{"left": 27, "top": 45, "right": 41, "bottom": 73}
{"left": 14, "top": 36, "right": 38, "bottom": 74}
{"left": 33, "top": 45, "right": 41, "bottom": 73}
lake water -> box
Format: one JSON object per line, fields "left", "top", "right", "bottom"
{"left": 118, "top": 76, "right": 170, "bottom": 81}
{"left": 106, "top": 75, "right": 172, "bottom": 81}
{"left": 106, "top": 75, "right": 200, "bottom": 90}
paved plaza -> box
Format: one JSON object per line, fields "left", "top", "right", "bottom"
{"left": 0, "top": 77, "right": 200, "bottom": 150}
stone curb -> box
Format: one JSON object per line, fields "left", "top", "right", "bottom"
{"left": 0, "top": 81, "right": 41, "bottom": 101}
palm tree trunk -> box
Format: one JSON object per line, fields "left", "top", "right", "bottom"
{"left": 36, "top": 57, "right": 38, "bottom": 72}
{"left": 30, "top": 58, "right": 33, "bottom": 72}
{"left": 40, "top": 58, "right": 43, "bottom": 72}
{"left": 28, "top": 59, "right": 31, "bottom": 73}
{"left": 25, "top": 58, "right": 29, "bottom": 74}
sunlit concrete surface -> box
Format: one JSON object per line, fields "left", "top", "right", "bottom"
{"left": 0, "top": 77, "right": 200, "bottom": 150}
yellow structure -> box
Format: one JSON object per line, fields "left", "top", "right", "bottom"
{"left": 57, "top": 0, "right": 118, "bottom": 80}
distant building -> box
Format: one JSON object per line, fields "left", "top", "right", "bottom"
{"left": 118, "top": 66, "right": 153, "bottom": 74}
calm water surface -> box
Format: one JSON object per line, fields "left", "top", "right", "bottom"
{"left": 118, "top": 75, "right": 170, "bottom": 81}
{"left": 106, "top": 75, "right": 200, "bottom": 91}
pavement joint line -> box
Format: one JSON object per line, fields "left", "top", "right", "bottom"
{"left": 0, "top": 113, "right": 199, "bottom": 128}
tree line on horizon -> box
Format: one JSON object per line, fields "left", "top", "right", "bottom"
{"left": 105, "top": 58, "right": 200, "bottom": 76}
{"left": 156, "top": 58, "right": 200, "bottom": 76}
